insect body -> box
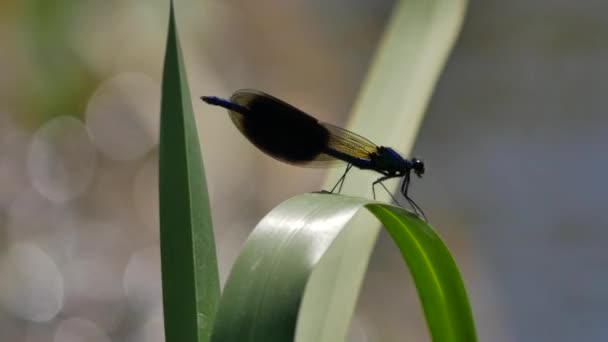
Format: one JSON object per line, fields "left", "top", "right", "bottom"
{"left": 202, "top": 90, "right": 426, "bottom": 219}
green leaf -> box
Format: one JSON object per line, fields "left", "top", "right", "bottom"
{"left": 210, "top": 194, "right": 476, "bottom": 341}
{"left": 366, "top": 205, "right": 476, "bottom": 341}
{"left": 159, "top": 3, "right": 220, "bottom": 342}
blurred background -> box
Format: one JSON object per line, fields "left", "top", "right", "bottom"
{"left": 1, "top": 0, "right": 607, "bottom": 341}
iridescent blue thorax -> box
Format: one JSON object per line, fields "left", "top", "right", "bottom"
{"left": 370, "top": 147, "right": 410, "bottom": 176}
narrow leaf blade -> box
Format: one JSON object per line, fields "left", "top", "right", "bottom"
{"left": 159, "top": 3, "right": 220, "bottom": 341}
{"left": 366, "top": 204, "right": 477, "bottom": 341}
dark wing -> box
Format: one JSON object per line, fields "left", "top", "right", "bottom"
{"left": 225, "top": 89, "right": 344, "bottom": 168}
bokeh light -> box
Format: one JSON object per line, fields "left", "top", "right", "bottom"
{"left": 61, "top": 259, "right": 127, "bottom": 333}
{"left": 61, "top": 221, "right": 130, "bottom": 333}
{"left": 0, "top": 243, "right": 63, "bottom": 322}
{"left": 123, "top": 245, "right": 162, "bottom": 317}
{"left": 6, "top": 188, "right": 68, "bottom": 242}
{"left": 131, "top": 317, "right": 165, "bottom": 342}
{"left": 85, "top": 73, "right": 160, "bottom": 161}
{"left": 27, "top": 116, "right": 97, "bottom": 203}
{"left": 53, "top": 317, "right": 110, "bottom": 342}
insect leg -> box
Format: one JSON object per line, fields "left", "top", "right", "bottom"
{"left": 378, "top": 180, "right": 401, "bottom": 205}
{"left": 330, "top": 163, "right": 353, "bottom": 194}
{"left": 337, "top": 163, "right": 353, "bottom": 193}
{"left": 372, "top": 174, "right": 398, "bottom": 201}
{"left": 401, "top": 175, "right": 428, "bottom": 222}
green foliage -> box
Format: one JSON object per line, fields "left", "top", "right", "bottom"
{"left": 209, "top": 194, "right": 476, "bottom": 342}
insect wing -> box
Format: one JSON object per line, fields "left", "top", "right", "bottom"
{"left": 226, "top": 90, "right": 343, "bottom": 167}
{"left": 320, "top": 122, "right": 379, "bottom": 159}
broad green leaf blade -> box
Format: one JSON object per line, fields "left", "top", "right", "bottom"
{"left": 210, "top": 193, "right": 476, "bottom": 341}
{"left": 323, "top": 0, "right": 468, "bottom": 200}
{"left": 210, "top": 194, "right": 370, "bottom": 342}
{"left": 366, "top": 204, "right": 476, "bottom": 341}
{"left": 159, "top": 3, "right": 220, "bottom": 342}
